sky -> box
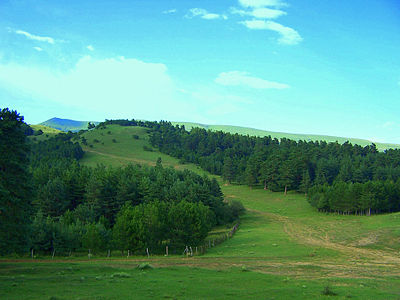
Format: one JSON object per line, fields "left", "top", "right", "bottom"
{"left": 0, "top": 0, "right": 400, "bottom": 143}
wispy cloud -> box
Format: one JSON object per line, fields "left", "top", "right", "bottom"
{"left": 87, "top": 45, "right": 94, "bottom": 51}
{"left": 382, "top": 121, "right": 397, "bottom": 129}
{"left": 33, "top": 47, "right": 43, "bottom": 52}
{"left": 163, "top": 9, "right": 177, "bottom": 14}
{"left": 215, "top": 71, "right": 290, "bottom": 89}
{"left": 186, "top": 8, "right": 227, "bottom": 20}
{"left": 238, "top": 0, "right": 287, "bottom": 8}
{"left": 15, "top": 30, "right": 55, "bottom": 44}
{"left": 240, "top": 20, "right": 302, "bottom": 45}
{"left": 230, "top": 7, "right": 286, "bottom": 19}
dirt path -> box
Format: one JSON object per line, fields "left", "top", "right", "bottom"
{"left": 243, "top": 208, "right": 400, "bottom": 278}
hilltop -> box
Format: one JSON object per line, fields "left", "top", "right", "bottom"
{"left": 39, "top": 117, "right": 399, "bottom": 151}
{"left": 40, "top": 117, "right": 99, "bottom": 132}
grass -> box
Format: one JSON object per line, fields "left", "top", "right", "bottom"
{"left": 78, "top": 124, "right": 210, "bottom": 176}
{"left": 1, "top": 262, "right": 399, "bottom": 299}
{"left": 28, "top": 125, "right": 62, "bottom": 142}
{"left": 4, "top": 124, "right": 400, "bottom": 299}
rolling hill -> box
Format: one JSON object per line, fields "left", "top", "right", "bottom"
{"left": 39, "top": 117, "right": 399, "bottom": 151}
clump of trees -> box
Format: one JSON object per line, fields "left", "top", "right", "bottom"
{"left": 1, "top": 110, "right": 242, "bottom": 255}
{"left": 0, "top": 108, "right": 32, "bottom": 255}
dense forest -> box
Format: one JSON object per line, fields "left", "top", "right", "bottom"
{"left": 0, "top": 109, "right": 242, "bottom": 255}
{"left": 143, "top": 120, "right": 400, "bottom": 215}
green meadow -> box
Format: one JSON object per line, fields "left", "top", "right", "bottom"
{"left": 3, "top": 124, "right": 400, "bottom": 299}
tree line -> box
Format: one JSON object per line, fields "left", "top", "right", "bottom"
{"left": 144, "top": 120, "right": 400, "bottom": 214}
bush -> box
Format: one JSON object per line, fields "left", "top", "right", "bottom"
{"left": 321, "top": 286, "right": 337, "bottom": 296}
{"left": 112, "top": 139, "right": 117, "bottom": 143}
{"left": 111, "top": 272, "right": 131, "bottom": 278}
{"left": 138, "top": 263, "right": 154, "bottom": 270}
{"left": 143, "top": 145, "right": 153, "bottom": 152}
{"left": 132, "top": 135, "right": 139, "bottom": 140}
{"left": 228, "top": 200, "right": 245, "bottom": 219}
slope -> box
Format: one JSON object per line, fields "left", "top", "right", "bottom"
{"left": 78, "top": 124, "right": 400, "bottom": 274}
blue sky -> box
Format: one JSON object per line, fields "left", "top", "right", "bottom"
{"left": 1, "top": 0, "right": 400, "bottom": 143}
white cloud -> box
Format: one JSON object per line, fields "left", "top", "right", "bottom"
{"left": 0, "top": 56, "right": 181, "bottom": 120}
{"left": 87, "top": 45, "right": 94, "bottom": 51}
{"left": 15, "top": 30, "right": 55, "bottom": 44}
{"left": 163, "top": 9, "right": 177, "bottom": 14}
{"left": 230, "top": 7, "right": 286, "bottom": 19}
{"left": 382, "top": 121, "right": 397, "bottom": 129}
{"left": 215, "top": 71, "right": 290, "bottom": 89}
{"left": 33, "top": 47, "right": 43, "bottom": 52}
{"left": 186, "top": 8, "right": 226, "bottom": 20}
{"left": 238, "top": 0, "right": 287, "bottom": 8}
{"left": 240, "top": 20, "right": 302, "bottom": 45}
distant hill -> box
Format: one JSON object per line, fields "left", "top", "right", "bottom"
{"left": 40, "top": 118, "right": 99, "bottom": 132}
{"left": 171, "top": 122, "right": 399, "bottom": 152}
{"left": 39, "top": 117, "right": 399, "bottom": 151}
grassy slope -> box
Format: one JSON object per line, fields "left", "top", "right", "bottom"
{"left": 172, "top": 121, "right": 400, "bottom": 151}
{"left": 3, "top": 124, "right": 400, "bottom": 299}
{"left": 27, "top": 125, "right": 62, "bottom": 142}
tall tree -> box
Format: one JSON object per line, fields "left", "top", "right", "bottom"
{"left": 0, "top": 108, "right": 32, "bottom": 254}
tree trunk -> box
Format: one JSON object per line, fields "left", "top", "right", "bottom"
{"left": 264, "top": 180, "right": 267, "bottom": 190}
{"left": 284, "top": 185, "right": 287, "bottom": 195}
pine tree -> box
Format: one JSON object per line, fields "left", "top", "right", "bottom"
{"left": 0, "top": 108, "right": 32, "bottom": 254}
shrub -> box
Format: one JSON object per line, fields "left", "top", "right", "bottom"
{"left": 138, "top": 263, "right": 154, "bottom": 270}
{"left": 132, "top": 135, "right": 139, "bottom": 140}
{"left": 110, "top": 272, "right": 131, "bottom": 278}
{"left": 321, "top": 286, "right": 338, "bottom": 296}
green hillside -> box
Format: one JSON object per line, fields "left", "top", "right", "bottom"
{"left": 40, "top": 117, "right": 99, "bottom": 132}
{"left": 172, "top": 121, "right": 399, "bottom": 151}
{"left": 40, "top": 117, "right": 399, "bottom": 151}
{"left": 3, "top": 123, "right": 400, "bottom": 299}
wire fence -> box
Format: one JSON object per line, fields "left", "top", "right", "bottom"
{"left": 27, "top": 223, "right": 240, "bottom": 259}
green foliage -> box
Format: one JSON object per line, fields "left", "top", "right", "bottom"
{"left": 0, "top": 108, "right": 32, "bottom": 254}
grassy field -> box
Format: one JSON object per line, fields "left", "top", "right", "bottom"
{"left": 3, "top": 124, "right": 400, "bottom": 299}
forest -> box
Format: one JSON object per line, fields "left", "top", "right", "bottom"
{"left": 144, "top": 120, "right": 400, "bottom": 214}
{"left": 0, "top": 109, "right": 242, "bottom": 255}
